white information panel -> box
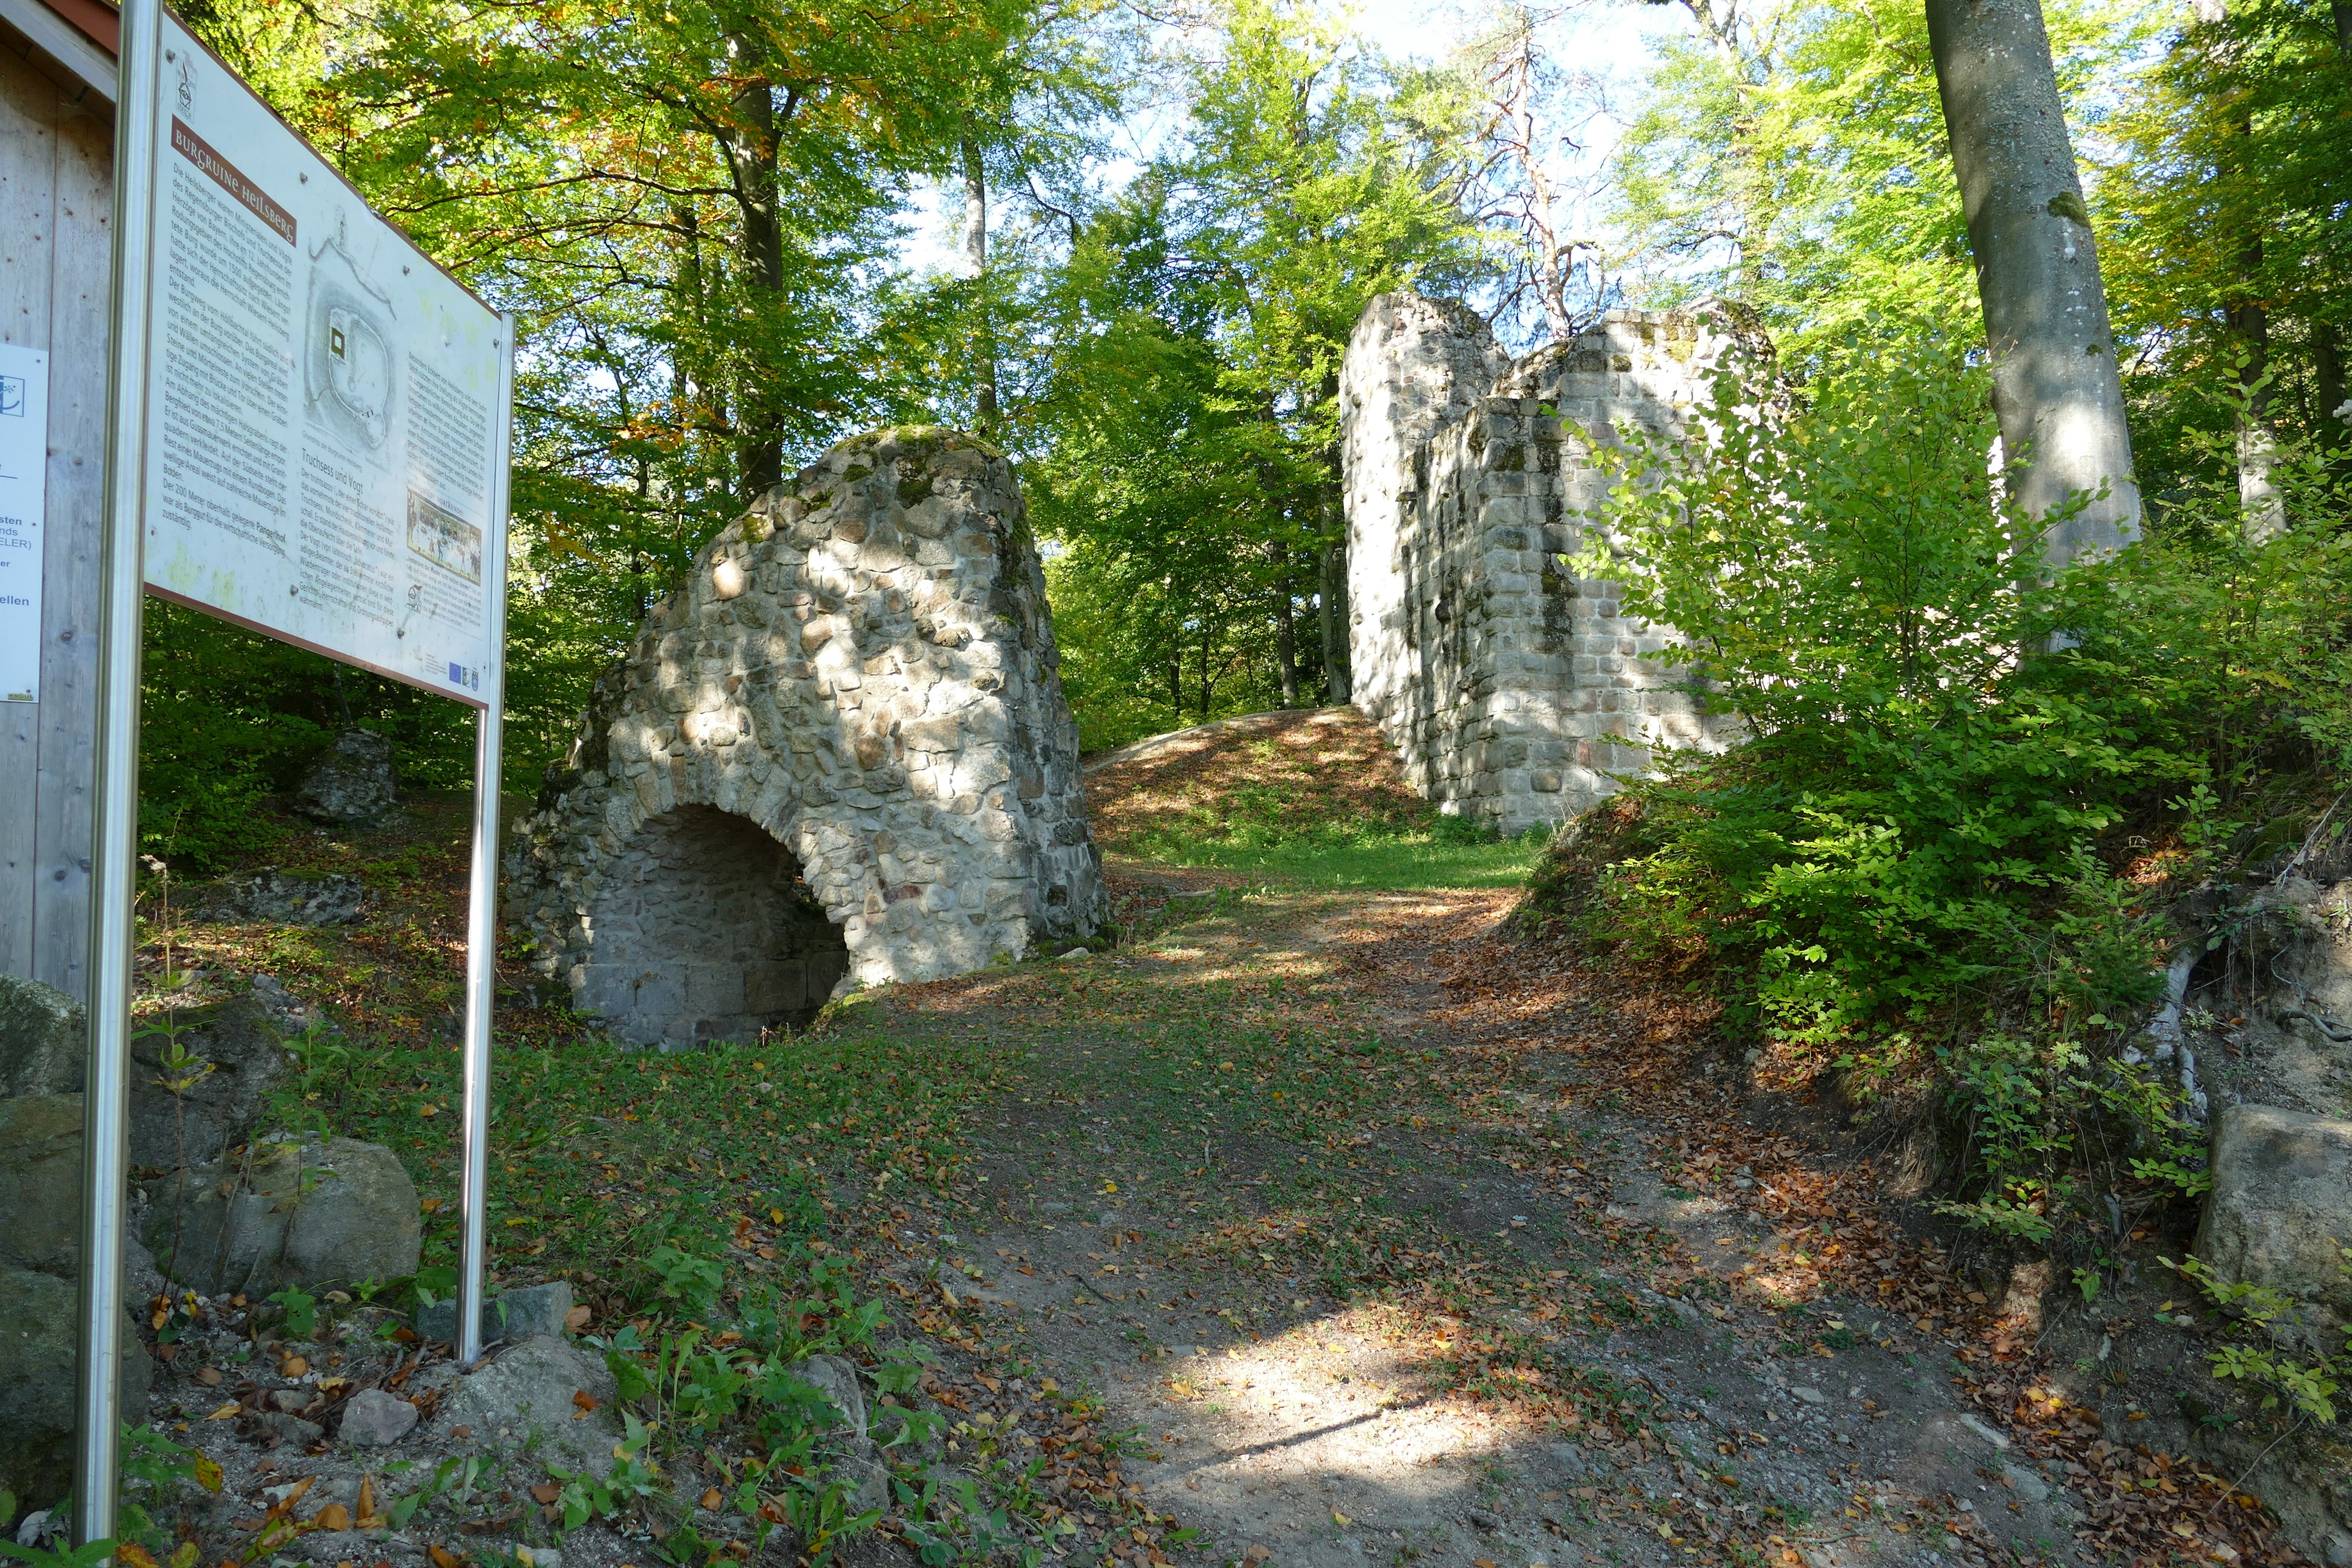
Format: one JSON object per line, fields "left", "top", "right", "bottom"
{"left": 0, "top": 343, "right": 48, "bottom": 703}
{"left": 137, "top": 16, "right": 503, "bottom": 704}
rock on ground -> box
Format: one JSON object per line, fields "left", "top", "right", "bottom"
{"left": 245, "top": 974, "right": 323, "bottom": 1035}
{"left": 338, "top": 1388, "right": 420, "bottom": 1446}
{"left": 788, "top": 1354, "right": 868, "bottom": 1441}
{"left": 294, "top": 729, "right": 399, "bottom": 826}
{"left": 0, "top": 1095, "right": 86, "bottom": 1276}
{"left": 194, "top": 870, "right": 366, "bottom": 927}
{"left": 144, "top": 1133, "right": 420, "bottom": 1296}
{"left": 0, "top": 1261, "right": 150, "bottom": 1507}
{"left": 127, "top": 992, "right": 301, "bottom": 1168}
{"left": 425, "top": 1335, "right": 620, "bottom": 1479}
{"left": 2195, "top": 1102, "right": 2352, "bottom": 1329}
{"left": 415, "top": 1280, "right": 574, "bottom": 1345}
{"left": 0, "top": 972, "right": 85, "bottom": 1096}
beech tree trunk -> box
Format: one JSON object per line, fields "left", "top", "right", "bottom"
{"left": 1925, "top": 0, "right": 2141, "bottom": 567}
{"left": 723, "top": 37, "right": 787, "bottom": 500}
{"left": 1318, "top": 537, "right": 1350, "bottom": 705}
{"left": 2319, "top": 323, "right": 2348, "bottom": 434}
{"left": 2192, "top": 0, "right": 2285, "bottom": 538}
{"left": 1274, "top": 584, "right": 1300, "bottom": 708}
{"left": 2226, "top": 266, "right": 2284, "bottom": 539}
{"left": 962, "top": 137, "right": 999, "bottom": 435}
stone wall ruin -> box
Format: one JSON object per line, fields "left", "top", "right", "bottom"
{"left": 1340, "top": 293, "right": 1765, "bottom": 834}
{"left": 507, "top": 428, "right": 1102, "bottom": 1048}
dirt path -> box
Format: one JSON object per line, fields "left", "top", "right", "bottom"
{"left": 855, "top": 876, "right": 2091, "bottom": 1568}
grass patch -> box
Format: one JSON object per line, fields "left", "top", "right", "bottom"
{"left": 252, "top": 1007, "right": 1019, "bottom": 1294}
{"left": 1113, "top": 825, "right": 1544, "bottom": 888}
{"left": 1088, "top": 707, "right": 1550, "bottom": 888}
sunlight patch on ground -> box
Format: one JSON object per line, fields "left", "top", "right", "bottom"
{"left": 1154, "top": 1311, "right": 1518, "bottom": 1494}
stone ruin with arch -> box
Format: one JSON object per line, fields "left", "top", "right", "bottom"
{"left": 506, "top": 428, "right": 1102, "bottom": 1049}
{"left": 508, "top": 298, "right": 1769, "bottom": 1049}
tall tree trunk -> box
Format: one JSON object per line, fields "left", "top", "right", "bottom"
{"left": 1273, "top": 580, "right": 1300, "bottom": 708}
{"left": 672, "top": 201, "right": 707, "bottom": 456}
{"left": 2194, "top": 0, "right": 2285, "bottom": 538}
{"left": 1488, "top": 19, "right": 1574, "bottom": 343}
{"left": 2334, "top": 0, "right": 2351, "bottom": 53}
{"left": 2318, "top": 322, "right": 2350, "bottom": 482}
{"left": 1665, "top": 0, "right": 1777, "bottom": 296}
{"left": 2318, "top": 322, "right": 2349, "bottom": 433}
{"left": 724, "top": 40, "right": 787, "bottom": 501}
{"left": 1318, "top": 537, "right": 1349, "bottom": 706}
{"left": 2226, "top": 269, "right": 2284, "bottom": 538}
{"left": 961, "top": 137, "right": 999, "bottom": 435}
{"left": 1925, "top": 0, "right": 2141, "bottom": 567}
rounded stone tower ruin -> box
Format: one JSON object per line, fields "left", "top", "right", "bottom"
{"left": 506, "top": 428, "right": 1103, "bottom": 1048}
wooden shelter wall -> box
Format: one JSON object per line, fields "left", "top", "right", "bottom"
{"left": 0, "top": 33, "right": 110, "bottom": 997}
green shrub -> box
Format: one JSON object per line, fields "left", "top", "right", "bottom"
{"left": 1548, "top": 324, "right": 2351, "bottom": 1241}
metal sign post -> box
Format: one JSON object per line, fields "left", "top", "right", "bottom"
{"left": 455, "top": 334, "right": 513, "bottom": 1369}
{"left": 78, "top": 0, "right": 514, "bottom": 1541}
{"left": 78, "top": 0, "right": 165, "bottom": 1538}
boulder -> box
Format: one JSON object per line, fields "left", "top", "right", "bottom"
{"left": 0, "top": 1261, "right": 150, "bottom": 1508}
{"left": 426, "top": 1335, "right": 619, "bottom": 1479}
{"left": 246, "top": 974, "right": 325, "bottom": 1035}
{"left": 415, "top": 1280, "right": 573, "bottom": 1345}
{"left": 194, "top": 871, "right": 366, "bottom": 928}
{"left": 338, "top": 1388, "right": 420, "bottom": 1446}
{"left": 0, "top": 973, "right": 84, "bottom": 1097}
{"left": 127, "top": 993, "right": 300, "bottom": 1169}
{"left": 788, "top": 1353, "right": 868, "bottom": 1441}
{"left": 143, "top": 1134, "right": 420, "bottom": 1296}
{"left": 0, "top": 1095, "right": 85, "bottom": 1276}
{"left": 294, "top": 729, "right": 399, "bottom": 826}
{"left": 2195, "top": 1104, "right": 2352, "bottom": 1330}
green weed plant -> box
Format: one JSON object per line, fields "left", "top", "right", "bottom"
{"left": 2163, "top": 1247, "right": 2352, "bottom": 1426}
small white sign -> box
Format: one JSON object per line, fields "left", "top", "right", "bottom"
{"left": 0, "top": 343, "right": 48, "bottom": 703}
{"left": 134, "top": 16, "right": 504, "bottom": 704}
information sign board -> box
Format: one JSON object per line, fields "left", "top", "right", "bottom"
{"left": 75, "top": 9, "right": 515, "bottom": 1539}
{"left": 0, "top": 343, "right": 48, "bottom": 703}
{"left": 137, "top": 17, "right": 504, "bottom": 704}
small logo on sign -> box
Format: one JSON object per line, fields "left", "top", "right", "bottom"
{"left": 0, "top": 376, "right": 22, "bottom": 417}
{"left": 176, "top": 55, "right": 195, "bottom": 113}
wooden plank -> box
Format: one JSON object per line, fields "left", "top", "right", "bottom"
{"left": 30, "top": 95, "right": 105, "bottom": 994}
{"left": 0, "top": 0, "right": 117, "bottom": 108}
{"left": 0, "top": 46, "right": 58, "bottom": 982}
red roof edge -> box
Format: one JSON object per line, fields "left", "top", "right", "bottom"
{"left": 41, "top": 0, "right": 117, "bottom": 54}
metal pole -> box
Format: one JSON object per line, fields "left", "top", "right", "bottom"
{"left": 454, "top": 315, "right": 516, "bottom": 1367}
{"left": 78, "top": 0, "right": 161, "bottom": 1543}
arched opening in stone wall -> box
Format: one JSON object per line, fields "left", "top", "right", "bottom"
{"left": 576, "top": 807, "right": 849, "bottom": 1048}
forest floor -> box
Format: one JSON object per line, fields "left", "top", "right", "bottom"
{"left": 127, "top": 710, "right": 2307, "bottom": 1568}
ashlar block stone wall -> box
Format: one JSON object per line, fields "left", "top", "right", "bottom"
{"left": 507, "top": 427, "right": 1102, "bottom": 1048}
{"left": 1340, "top": 293, "right": 1764, "bottom": 834}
